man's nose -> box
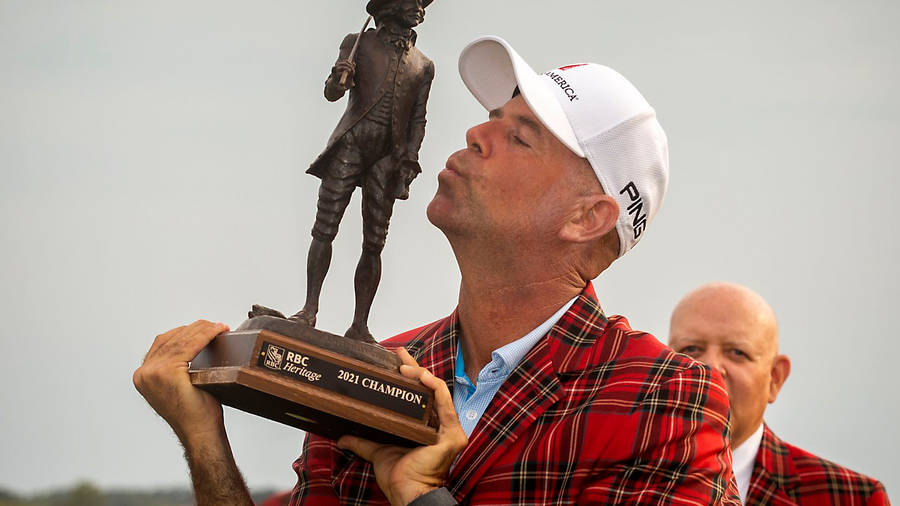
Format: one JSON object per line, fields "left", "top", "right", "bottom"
{"left": 706, "top": 355, "right": 727, "bottom": 379}
{"left": 465, "top": 121, "right": 495, "bottom": 157}
{"left": 692, "top": 350, "right": 726, "bottom": 378}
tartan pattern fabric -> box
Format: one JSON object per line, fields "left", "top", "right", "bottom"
{"left": 290, "top": 283, "right": 740, "bottom": 505}
{"left": 746, "top": 424, "right": 890, "bottom": 505}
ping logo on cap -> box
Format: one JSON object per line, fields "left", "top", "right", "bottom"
{"left": 620, "top": 181, "right": 647, "bottom": 239}
{"left": 543, "top": 70, "right": 579, "bottom": 102}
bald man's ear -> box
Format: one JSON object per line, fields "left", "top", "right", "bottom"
{"left": 768, "top": 354, "right": 791, "bottom": 404}
{"left": 558, "top": 194, "right": 619, "bottom": 244}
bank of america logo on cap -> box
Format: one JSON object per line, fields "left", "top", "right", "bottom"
{"left": 459, "top": 36, "right": 669, "bottom": 257}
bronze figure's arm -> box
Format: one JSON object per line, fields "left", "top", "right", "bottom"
{"left": 394, "top": 60, "right": 434, "bottom": 200}
{"left": 404, "top": 60, "right": 434, "bottom": 164}
{"left": 324, "top": 33, "right": 359, "bottom": 102}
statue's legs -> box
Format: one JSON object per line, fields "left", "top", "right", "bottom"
{"left": 344, "top": 159, "right": 396, "bottom": 343}
{"left": 345, "top": 248, "right": 381, "bottom": 343}
{"left": 292, "top": 237, "right": 331, "bottom": 326}
{"left": 292, "top": 167, "right": 358, "bottom": 326}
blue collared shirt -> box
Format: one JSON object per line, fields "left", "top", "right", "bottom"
{"left": 452, "top": 296, "right": 578, "bottom": 436}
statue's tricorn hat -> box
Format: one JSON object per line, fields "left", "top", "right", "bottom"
{"left": 366, "top": 0, "right": 434, "bottom": 16}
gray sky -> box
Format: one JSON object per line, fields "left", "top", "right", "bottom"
{"left": 1, "top": 0, "right": 898, "bottom": 497}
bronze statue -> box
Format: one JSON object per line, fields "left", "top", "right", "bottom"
{"left": 251, "top": 0, "right": 434, "bottom": 343}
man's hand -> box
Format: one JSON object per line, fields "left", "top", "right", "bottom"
{"left": 132, "top": 320, "right": 229, "bottom": 444}
{"left": 337, "top": 348, "right": 467, "bottom": 506}
{"left": 394, "top": 159, "right": 421, "bottom": 200}
{"left": 333, "top": 59, "right": 357, "bottom": 89}
{"left": 133, "top": 320, "right": 252, "bottom": 506}
{"left": 325, "top": 59, "right": 357, "bottom": 101}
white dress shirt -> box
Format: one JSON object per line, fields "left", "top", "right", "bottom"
{"left": 732, "top": 423, "right": 764, "bottom": 504}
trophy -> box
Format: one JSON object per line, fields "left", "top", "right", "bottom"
{"left": 189, "top": 0, "right": 437, "bottom": 447}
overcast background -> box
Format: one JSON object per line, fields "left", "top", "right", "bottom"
{"left": 1, "top": 0, "right": 898, "bottom": 498}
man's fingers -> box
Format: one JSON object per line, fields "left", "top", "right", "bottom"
{"left": 395, "top": 347, "right": 420, "bottom": 368}
{"left": 337, "top": 434, "right": 386, "bottom": 463}
{"left": 396, "top": 348, "right": 426, "bottom": 382}
{"left": 146, "top": 325, "right": 187, "bottom": 359}
{"left": 417, "top": 367, "right": 467, "bottom": 451}
{"left": 396, "top": 356, "right": 467, "bottom": 452}
{"left": 151, "top": 320, "right": 229, "bottom": 363}
{"left": 172, "top": 320, "right": 229, "bottom": 362}
{"left": 419, "top": 370, "right": 457, "bottom": 428}
{"left": 394, "top": 348, "right": 459, "bottom": 432}
{"left": 336, "top": 61, "right": 355, "bottom": 76}
{"left": 393, "top": 347, "right": 466, "bottom": 452}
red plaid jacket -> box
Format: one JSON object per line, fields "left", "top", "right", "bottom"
{"left": 289, "top": 283, "right": 740, "bottom": 505}
{"left": 746, "top": 424, "right": 890, "bottom": 505}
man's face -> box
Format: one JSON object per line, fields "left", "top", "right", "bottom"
{"left": 668, "top": 288, "right": 784, "bottom": 447}
{"left": 427, "top": 95, "right": 584, "bottom": 246}
{"left": 395, "top": 0, "right": 424, "bottom": 27}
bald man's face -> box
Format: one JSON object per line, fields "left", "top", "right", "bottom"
{"left": 669, "top": 285, "right": 789, "bottom": 447}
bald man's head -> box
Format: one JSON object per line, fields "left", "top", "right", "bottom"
{"left": 673, "top": 282, "right": 780, "bottom": 355}
{"left": 669, "top": 282, "right": 790, "bottom": 447}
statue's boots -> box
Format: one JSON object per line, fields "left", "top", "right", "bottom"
{"left": 344, "top": 323, "right": 376, "bottom": 344}
{"left": 289, "top": 310, "right": 317, "bottom": 327}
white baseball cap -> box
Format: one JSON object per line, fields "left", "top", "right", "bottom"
{"left": 458, "top": 35, "right": 669, "bottom": 257}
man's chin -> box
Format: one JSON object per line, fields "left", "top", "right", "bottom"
{"left": 426, "top": 198, "right": 463, "bottom": 236}
{"left": 425, "top": 198, "right": 447, "bottom": 228}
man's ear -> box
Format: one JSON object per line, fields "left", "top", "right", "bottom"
{"left": 558, "top": 194, "right": 619, "bottom": 244}
{"left": 768, "top": 354, "right": 791, "bottom": 403}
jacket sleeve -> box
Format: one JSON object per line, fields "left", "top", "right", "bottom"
{"left": 290, "top": 434, "right": 343, "bottom": 505}
{"left": 324, "top": 33, "right": 358, "bottom": 102}
{"left": 407, "top": 487, "right": 458, "bottom": 506}
{"left": 866, "top": 482, "right": 891, "bottom": 506}
{"left": 578, "top": 363, "right": 741, "bottom": 505}
{"left": 291, "top": 432, "right": 394, "bottom": 505}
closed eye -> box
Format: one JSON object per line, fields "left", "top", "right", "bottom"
{"left": 512, "top": 134, "right": 531, "bottom": 148}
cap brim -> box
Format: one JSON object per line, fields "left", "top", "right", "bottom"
{"left": 458, "top": 36, "right": 584, "bottom": 157}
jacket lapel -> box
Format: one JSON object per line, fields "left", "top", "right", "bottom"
{"left": 747, "top": 424, "right": 799, "bottom": 505}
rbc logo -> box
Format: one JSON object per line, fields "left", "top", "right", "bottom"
{"left": 264, "top": 344, "right": 285, "bottom": 369}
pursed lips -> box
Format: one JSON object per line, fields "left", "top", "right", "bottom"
{"left": 442, "top": 153, "right": 468, "bottom": 179}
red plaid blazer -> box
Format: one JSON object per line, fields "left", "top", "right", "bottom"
{"left": 290, "top": 283, "right": 740, "bottom": 505}
{"left": 746, "top": 424, "right": 890, "bottom": 505}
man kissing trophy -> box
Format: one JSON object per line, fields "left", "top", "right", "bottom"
{"left": 187, "top": 0, "right": 437, "bottom": 446}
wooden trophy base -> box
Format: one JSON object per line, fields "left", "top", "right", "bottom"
{"left": 189, "top": 316, "right": 438, "bottom": 447}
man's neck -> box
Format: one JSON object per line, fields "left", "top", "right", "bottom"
{"left": 454, "top": 246, "right": 587, "bottom": 379}
{"left": 376, "top": 22, "right": 414, "bottom": 44}
{"left": 732, "top": 416, "right": 765, "bottom": 449}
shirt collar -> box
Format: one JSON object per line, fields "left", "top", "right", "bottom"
{"left": 375, "top": 25, "right": 417, "bottom": 50}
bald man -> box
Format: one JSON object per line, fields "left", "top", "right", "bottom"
{"left": 669, "top": 283, "right": 890, "bottom": 505}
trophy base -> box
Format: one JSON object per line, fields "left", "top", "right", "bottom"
{"left": 189, "top": 317, "right": 438, "bottom": 447}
